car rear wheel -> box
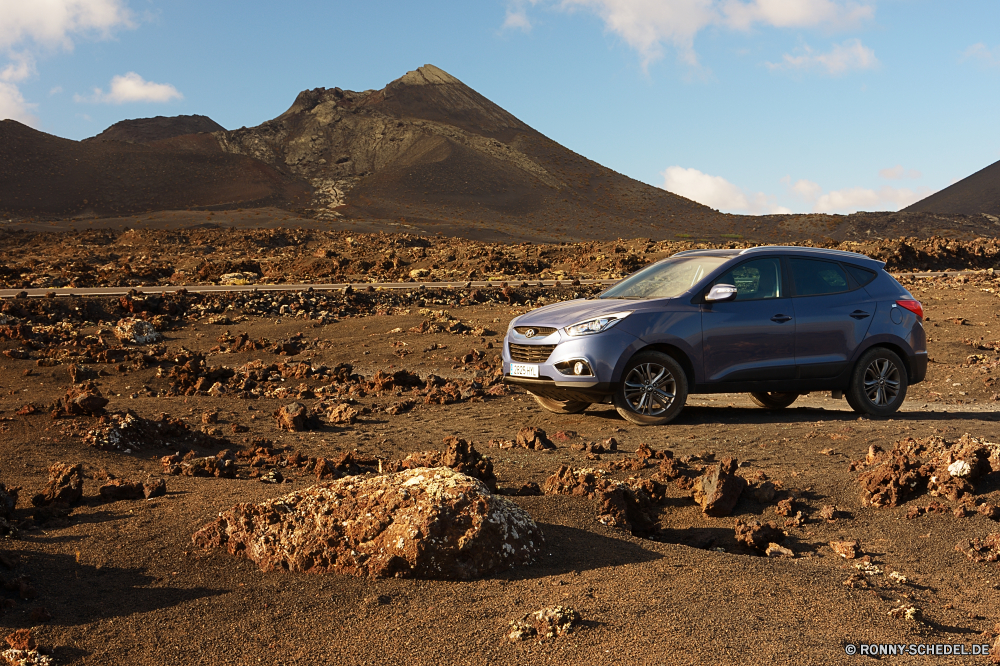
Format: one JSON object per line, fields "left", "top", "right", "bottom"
{"left": 530, "top": 394, "right": 591, "bottom": 414}
{"left": 846, "top": 347, "right": 908, "bottom": 417}
{"left": 748, "top": 392, "right": 799, "bottom": 409}
{"left": 613, "top": 351, "right": 688, "bottom": 425}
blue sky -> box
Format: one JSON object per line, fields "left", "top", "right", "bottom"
{"left": 2, "top": 0, "right": 998, "bottom": 215}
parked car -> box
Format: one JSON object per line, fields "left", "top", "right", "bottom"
{"left": 502, "top": 246, "right": 926, "bottom": 425}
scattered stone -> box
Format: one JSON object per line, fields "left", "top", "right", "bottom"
{"left": 734, "top": 519, "right": 785, "bottom": 551}
{"left": 516, "top": 427, "right": 555, "bottom": 451}
{"left": 508, "top": 482, "right": 542, "bottom": 496}
{"left": 202, "top": 411, "right": 219, "bottom": 425}
{"left": 161, "top": 451, "right": 236, "bottom": 478}
{"left": 542, "top": 465, "right": 664, "bottom": 535}
{"left": 98, "top": 479, "right": 145, "bottom": 502}
{"left": 508, "top": 606, "right": 581, "bottom": 641}
{"left": 693, "top": 458, "right": 747, "bottom": 517}
{"left": 274, "top": 402, "right": 312, "bottom": 431}
{"left": 829, "top": 540, "right": 859, "bottom": 559}
{"left": 192, "top": 467, "right": 544, "bottom": 580}
{"left": 775, "top": 498, "right": 794, "bottom": 517}
{"left": 114, "top": 317, "right": 162, "bottom": 344}
{"left": 54, "top": 385, "right": 108, "bottom": 416}
{"left": 753, "top": 481, "right": 777, "bottom": 504}
{"left": 386, "top": 399, "right": 416, "bottom": 416}
{"left": 259, "top": 470, "right": 284, "bottom": 484}
{"left": 765, "top": 543, "right": 794, "bottom": 558}
{"left": 326, "top": 402, "right": 360, "bottom": 425}
{"left": 85, "top": 410, "right": 231, "bottom": 452}
{"left": 843, "top": 573, "right": 872, "bottom": 589}
{"left": 955, "top": 534, "right": 1000, "bottom": 562}
{"left": 978, "top": 503, "right": 1000, "bottom": 521}
{"left": 30, "top": 463, "right": 83, "bottom": 507}
{"left": 399, "top": 438, "right": 496, "bottom": 491}
{"left": 143, "top": 477, "right": 166, "bottom": 499}
{"left": 819, "top": 505, "right": 838, "bottom": 521}
{"left": 888, "top": 605, "right": 923, "bottom": 622}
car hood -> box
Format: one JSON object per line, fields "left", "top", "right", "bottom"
{"left": 513, "top": 298, "right": 644, "bottom": 329}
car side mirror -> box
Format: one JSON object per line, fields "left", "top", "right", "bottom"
{"left": 705, "top": 283, "right": 738, "bottom": 302}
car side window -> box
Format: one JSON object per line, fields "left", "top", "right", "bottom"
{"left": 712, "top": 258, "right": 782, "bottom": 301}
{"left": 844, "top": 263, "right": 876, "bottom": 287}
{"left": 789, "top": 258, "right": 850, "bottom": 296}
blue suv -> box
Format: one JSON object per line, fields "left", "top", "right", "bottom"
{"left": 503, "top": 246, "right": 926, "bottom": 425}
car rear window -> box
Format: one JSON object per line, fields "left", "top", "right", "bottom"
{"left": 789, "top": 258, "right": 850, "bottom": 296}
{"left": 844, "top": 263, "right": 876, "bottom": 287}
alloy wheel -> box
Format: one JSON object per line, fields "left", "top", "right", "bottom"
{"left": 863, "top": 358, "right": 900, "bottom": 406}
{"left": 622, "top": 363, "right": 676, "bottom": 416}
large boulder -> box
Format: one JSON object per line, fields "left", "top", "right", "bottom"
{"left": 192, "top": 467, "right": 543, "bottom": 580}
{"left": 693, "top": 458, "right": 747, "bottom": 517}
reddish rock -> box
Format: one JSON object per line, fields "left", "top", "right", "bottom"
{"left": 734, "top": 519, "right": 785, "bottom": 551}
{"left": 274, "top": 402, "right": 310, "bottom": 431}
{"left": 4, "top": 629, "right": 36, "bottom": 651}
{"left": 143, "top": 477, "right": 167, "bottom": 499}
{"left": 829, "top": 540, "right": 860, "bottom": 559}
{"left": 775, "top": 498, "right": 794, "bottom": 517}
{"left": 978, "top": 503, "right": 1000, "bottom": 521}
{"left": 543, "top": 466, "right": 663, "bottom": 535}
{"left": 516, "top": 427, "right": 555, "bottom": 450}
{"left": 202, "top": 411, "right": 219, "bottom": 425}
{"left": 192, "top": 467, "right": 543, "bottom": 580}
{"left": 510, "top": 482, "right": 542, "bottom": 496}
{"left": 754, "top": 481, "right": 777, "bottom": 504}
{"left": 98, "top": 479, "right": 145, "bottom": 502}
{"left": 693, "top": 458, "right": 747, "bottom": 517}
{"left": 819, "top": 505, "right": 838, "bottom": 521}
{"left": 955, "top": 533, "right": 1000, "bottom": 562}
{"left": 543, "top": 466, "right": 604, "bottom": 497}
{"left": 326, "top": 403, "right": 360, "bottom": 424}
{"left": 30, "top": 463, "right": 84, "bottom": 507}
{"left": 56, "top": 385, "right": 109, "bottom": 416}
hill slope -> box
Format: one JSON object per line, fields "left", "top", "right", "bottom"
{"left": 214, "top": 64, "right": 722, "bottom": 241}
{"left": 85, "top": 115, "right": 226, "bottom": 144}
{"left": 904, "top": 158, "right": 1000, "bottom": 217}
{"left": 0, "top": 120, "right": 310, "bottom": 217}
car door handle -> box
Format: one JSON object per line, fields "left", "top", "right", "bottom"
{"left": 850, "top": 310, "right": 871, "bottom": 320}
{"left": 770, "top": 314, "right": 793, "bottom": 323}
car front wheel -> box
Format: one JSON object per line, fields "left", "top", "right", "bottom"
{"left": 846, "top": 347, "right": 908, "bottom": 417}
{"left": 613, "top": 351, "right": 688, "bottom": 425}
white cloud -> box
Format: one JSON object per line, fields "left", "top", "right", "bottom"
{"left": 49, "top": 86, "right": 63, "bottom": 95}
{"left": 0, "top": 0, "right": 133, "bottom": 51}
{"left": 963, "top": 43, "right": 1000, "bottom": 68}
{"left": 663, "top": 166, "right": 791, "bottom": 214}
{"left": 0, "top": 81, "right": 38, "bottom": 124}
{"left": 766, "top": 38, "right": 877, "bottom": 75}
{"left": 76, "top": 71, "right": 182, "bottom": 104}
{"left": 878, "top": 164, "right": 921, "bottom": 180}
{"left": 0, "top": 0, "right": 134, "bottom": 122}
{"left": 517, "top": 0, "right": 874, "bottom": 66}
{"left": 784, "top": 174, "right": 931, "bottom": 213}
{"left": 503, "top": 0, "right": 538, "bottom": 31}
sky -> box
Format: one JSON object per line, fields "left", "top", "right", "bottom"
{"left": 2, "top": 0, "right": 998, "bottom": 216}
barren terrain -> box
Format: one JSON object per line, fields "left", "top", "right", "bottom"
{"left": 1, "top": 261, "right": 999, "bottom": 664}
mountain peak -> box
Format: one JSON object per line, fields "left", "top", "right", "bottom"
{"left": 392, "top": 64, "right": 462, "bottom": 87}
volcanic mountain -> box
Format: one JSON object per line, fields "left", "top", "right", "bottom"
{"left": 214, "top": 64, "right": 723, "bottom": 240}
{"left": 84, "top": 114, "right": 225, "bottom": 144}
{"left": 904, "top": 158, "right": 1000, "bottom": 219}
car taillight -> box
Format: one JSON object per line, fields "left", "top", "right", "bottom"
{"left": 896, "top": 299, "right": 923, "bottom": 320}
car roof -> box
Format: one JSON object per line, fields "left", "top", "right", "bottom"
{"left": 672, "top": 245, "right": 884, "bottom": 269}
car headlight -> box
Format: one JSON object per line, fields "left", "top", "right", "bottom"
{"left": 565, "top": 311, "right": 632, "bottom": 336}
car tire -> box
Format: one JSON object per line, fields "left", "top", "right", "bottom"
{"left": 613, "top": 351, "right": 688, "bottom": 425}
{"left": 748, "top": 392, "right": 799, "bottom": 409}
{"left": 530, "top": 394, "right": 591, "bottom": 414}
{"left": 846, "top": 347, "right": 908, "bottom": 417}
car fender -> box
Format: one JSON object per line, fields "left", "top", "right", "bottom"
{"left": 610, "top": 310, "right": 702, "bottom": 384}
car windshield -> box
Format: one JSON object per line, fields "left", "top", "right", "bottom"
{"left": 599, "top": 256, "right": 732, "bottom": 300}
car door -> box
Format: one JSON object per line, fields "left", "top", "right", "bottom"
{"left": 788, "top": 257, "right": 877, "bottom": 378}
{"left": 700, "top": 256, "right": 797, "bottom": 382}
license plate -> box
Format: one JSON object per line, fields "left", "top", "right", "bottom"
{"left": 509, "top": 363, "right": 539, "bottom": 378}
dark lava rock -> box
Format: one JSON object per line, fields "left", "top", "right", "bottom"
{"left": 30, "top": 463, "right": 84, "bottom": 507}
{"left": 693, "top": 458, "right": 747, "bottom": 517}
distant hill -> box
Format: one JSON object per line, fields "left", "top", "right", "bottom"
{"left": 904, "top": 159, "right": 1000, "bottom": 217}
{"left": 0, "top": 120, "right": 310, "bottom": 217}
{"left": 85, "top": 114, "right": 225, "bottom": 144}
{"left": 214, "top": 64, "right": 723, "bottom": 241}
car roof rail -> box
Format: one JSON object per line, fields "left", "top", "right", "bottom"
{"left": 738, "top": 245, "right": 874, "bottom": 261}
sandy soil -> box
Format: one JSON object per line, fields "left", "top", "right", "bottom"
{"left": 1, "top": 278, "right": 999, "bottom": 665}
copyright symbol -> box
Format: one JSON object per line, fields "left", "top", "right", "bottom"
{"left": 845, "top": 644, "right": 857, "bottom": 655}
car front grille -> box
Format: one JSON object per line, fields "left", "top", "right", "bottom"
{"left": 509, "top": 343, "right": 557, "bottom": 363}
{"left": 514, "top": 326, "right": 557, "bottom": 338}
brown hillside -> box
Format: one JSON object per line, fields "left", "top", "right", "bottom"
{"left": 84, "top": 114, "right": 226, "bottom": 144}
{"left": 0, "top": 120, "right": 311, "bottom": 217}
{"left": 904, "top": 158, "right": 1000, "bottom": 220}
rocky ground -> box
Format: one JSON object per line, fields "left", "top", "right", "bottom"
{"left": 0, "top": 271, "right": 999, "bottom": 665}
